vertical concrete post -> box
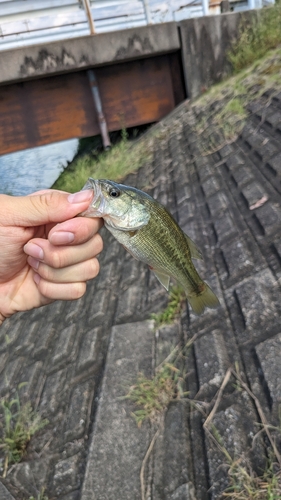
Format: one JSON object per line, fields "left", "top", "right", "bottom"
{"left": 202, "top": 0, "right": 209, "bottom": 15}
{"left": 87, "top": 70, "right": 111, "bottom": 149}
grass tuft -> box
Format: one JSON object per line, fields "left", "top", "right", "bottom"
{"left": 52, "top": 132, "right": 153, "bottom": 193}
{"left": 228, "top": 2, "right": 281, "bottom": 72}
{"left": 28, "top": 489, "right": 49, "bottom": 500}
{"left": 0, "top": 391, "right": 48, "bottom": 477}
{"left": 223, "top": 458, "right": 281, "bottom": 499}
{"left": 125, "top": 363, "right": 184, "bottom": 427}
{"left": 151, "top": 285, "right": 186, "bottom": 327}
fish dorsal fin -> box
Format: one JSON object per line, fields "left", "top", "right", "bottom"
{"left": 151, "top": 268, "right": 170, "bottom": 291}
{"left": 184, "top": 234, "right": 203, "bottom": 260}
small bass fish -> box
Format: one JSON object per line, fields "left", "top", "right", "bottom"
{"left": 80, "top": 179, "right": 220, "bottom": 315}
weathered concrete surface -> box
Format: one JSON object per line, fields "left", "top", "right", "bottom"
{"left": 0, "top": 23, "right": 180, "bottom": 84}
{"left": 179, "top": 10, "right": 259, "bottom": 97}
{"left": 1, "top": 52, "right": 281, "bottom": 499}
{"left": 81, "top": 321, "right": 154, "bottom": 500}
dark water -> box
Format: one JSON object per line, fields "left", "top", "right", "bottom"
{"left": 0, "top": 139, "right": 79, "bottom": 196}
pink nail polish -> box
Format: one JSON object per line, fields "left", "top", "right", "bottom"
{"left": 68, "top": 190, "right": 93, "bottom": 204}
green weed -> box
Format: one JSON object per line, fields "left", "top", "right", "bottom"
{"left": 0, "top": 391, "right": 48, "bottom": 477}
{"left": 52, "top": 132, "right": 153, "bottom": 193}
{"left": 222, "top": 458, "right": 281, "bottom": 499}
{"left": 151, "top": 285, "right": 186, "bottom": 327}
{"left": 228, "top": 3, "right": 281, "bottom": 72}
{"left": 28, "top": 488, "right": 49, "bottom": 500}
{"left": 125, "top": 363, "right": 183, "bottom": 427}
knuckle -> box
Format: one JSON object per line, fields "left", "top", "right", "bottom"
{"left": 49, "top": 250, "right": 63, "bottom": 269}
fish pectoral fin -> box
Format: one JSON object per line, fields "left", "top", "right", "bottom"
{"left": 184, "top": 234, "right": 203, "bottom": 260}
{"left": 150, "top": 268, "right": 170, "bottom": 291}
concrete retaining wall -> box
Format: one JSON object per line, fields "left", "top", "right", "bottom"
{"left": 179, "top": 9, "right": 259, "bottom": 98}
{"left": 0, "top": 23, "right": 180, "bottom": 85}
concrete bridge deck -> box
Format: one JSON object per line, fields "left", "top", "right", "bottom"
{"left": 1, "top": 49, "right": 281, "bottom": 499}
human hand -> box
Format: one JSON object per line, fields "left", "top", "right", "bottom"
{"left": 0, "top": 189, "right": 103, "bottom": 325}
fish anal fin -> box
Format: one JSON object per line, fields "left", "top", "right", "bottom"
{"left": 184, "top": 234, "right": 203, "bottom": 260}
{"left": 151, "top": 268, "right": 170, "bottom": 291}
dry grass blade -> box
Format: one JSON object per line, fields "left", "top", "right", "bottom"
{"left": 140, "top": 427, "right": 160, "bottom": 500}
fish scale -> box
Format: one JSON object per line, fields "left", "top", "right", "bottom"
{"left": 80, "top": 178, "right": 220, "bottom": 315}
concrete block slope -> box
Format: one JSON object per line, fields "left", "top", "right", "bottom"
{"left": 2, "top": 58, "right": 281, "bottom": 499}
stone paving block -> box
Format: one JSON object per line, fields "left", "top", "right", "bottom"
{"left": 241, "top": 182, "right": 269, "bottom": 210}
{"left": 193, "top": 329, "right": 232, "bottom": 400}
{"left": 230, "top": 269, "right": 281, "bottom": 344}
{"left": 266, "top": 151, "right": 281, "bottom": 177}
{"left": 12, "top": 320, "right": 41, "bottom": 355}
{"left": 0, "top": 319, "right": 25, "bottom": 351}
{"left": 206, "top": 391, "right": 265, "bottom": 499}
{"left": 86, "top": 288, "right": 112, "bottom": 326}
{"left": 207, "top": 191, "right": 230, "bottom": 217}
{"left": 225, "top": 153, "right": 245, "bottom": 171}
{"left": 213, "top": 212, "right": 239, "bottom": 245}
{"left": 176, "top": 184, "right": 192, "bottom": 206}
{"left": 265, "top": 109, "right": 281, "bottom": 128}
{"left": 18, "top": 361, "right": 43, "bottom": 402}
{"left": 256, "top": 138, "right": 280, "bottom": 161}
{"left": 5, "top": 459, "right": 50, "bottom": 499}
{"left": 254, "top": 202, "right": 281, "bottom": 235}
{"left": 76, "top": 326, "right": 102, "bottom": 374}
{"left": 152, "top": 402, "right": 192, "bottom": 500}
{"left": 231, "top": 165, "right": 254, "bottom": 188}
{"left": 0, "top": 358, "right": 23, "bottom": 395}
{"left": 115, "top": 284, "right": 147, "bottom": 324}
{"left": 218, "top": 144, "right": 235, "bottom": 158}
{"left": 94, "top": 259, "right": 121, "bottom": 290}
{"left": 0, "top": 352, "right": 7, "bottom": 374}
{"left": 33, "top": 322, "right": 56, "bottom": 358}
{"left": 220, "top": 238, "right": 255, "bottom": 284}
{"left": 0, "top": 482, "right": 15, "bottom": 500}
{"left": 201, "top": 176, "right": 222, "bottom": 198}
{"left": 64, "top": 381, "right": 93, "bottom": 441}
{"left": 53, "top": 454, "right": 81, "bottom": 496}
{"left": 40, "top": 368, "right": 68, "bottom": 415}
{"left": 52, "top": 324, "right": 77, "bottom": 367}
{"left": 256, "top": 332, "right": 281, "bottom": 414}
{"left": 155, "top": 323, "right": 181, "bottom": 367}
{"left": 81, "top": 321, "right": 154, "bottom": 500}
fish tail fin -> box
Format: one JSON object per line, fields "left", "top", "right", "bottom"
{"left": 187, "top": 282, "right": 220, "bottom": 315}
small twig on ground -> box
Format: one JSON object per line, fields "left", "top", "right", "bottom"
{"left": 140, "top": 427, "right": 160, "bottom": 500}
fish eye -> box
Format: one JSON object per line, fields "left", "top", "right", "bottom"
{"left": 109, "top": 188, "right": 120, "bottom": 198}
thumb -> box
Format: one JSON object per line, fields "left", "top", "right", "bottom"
{"left": 0, "top": 189, "right": 94, "bottom": 227}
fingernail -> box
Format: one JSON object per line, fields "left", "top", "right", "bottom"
{"left": 68, "top": 190, "right": 93, "bottom": 204}
{"left": 33, "top": 273, "right": 40, "bottom": 285}
{"left": 24, "top": 243, "right": 44, "bottom": 260}
{"left": 49, "top": 231, "right": 75, "bottom": 244}
{"left": 27, "top": 256, "right": 40, "bottom": 270}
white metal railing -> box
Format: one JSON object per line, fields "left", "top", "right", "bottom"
{"left": 0, "top": 0, "right": 267, "bottom": 51}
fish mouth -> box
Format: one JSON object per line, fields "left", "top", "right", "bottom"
{"left": 80, "top": 179, "right": 105, "bottom": 217}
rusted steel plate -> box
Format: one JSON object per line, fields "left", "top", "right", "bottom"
{"left": 0, "top": 72, "right": 99, "bottom": 156}
{"left": 96, "top": 55, "right": 176, "bottom": 131}
{"left": 0, "top": 54, "right": 183, "bottom": 156}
